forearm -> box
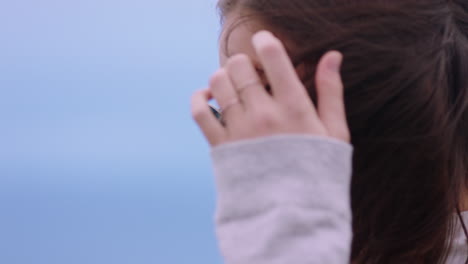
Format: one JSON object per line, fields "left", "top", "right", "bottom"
{"left": 211, "top": 134, "right": 353, "bottom": 264}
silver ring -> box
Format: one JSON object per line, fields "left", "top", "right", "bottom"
{"left": 219, "top": 97, "right": 241, "bottom": 114}
{"left": 237, "top": 79, "right": 262, "bottom": 93}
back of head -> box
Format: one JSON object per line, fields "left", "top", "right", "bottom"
{"left": 218, "top": 0, "right": 468, "bottom": 263}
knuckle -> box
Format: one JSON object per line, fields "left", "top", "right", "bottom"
{"left": 191, "top": 101, "right": 208, "bottom": 122}
{"left": 317, "top": 72, "right": 342, "bottom": 92}
{"left": 283, "top": 96, "right": 311, "bottom": 116}
{"left": 226, "top": 54, "right": 251, "bottom": 69}
{"left": 316, "top": 73, "right": 335, "bottom": 87}
{"left": 289, "top": 105, "right": 310, "bottom": 119}
{"left": 232, "top": 53, "right": 250, "bottom": 64}
{"left": 190, "top": 90, "right": 201, "bottom": 106}
{"left": 253, "top": 110, "right": 279, "bottom": 128}
{"left": 191, "top": 107, "right": 206, "bottom": 122}
{"left": 209, "top": 69, "right": 226, "bottom": 88}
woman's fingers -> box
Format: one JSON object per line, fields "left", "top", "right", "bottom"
{"left": 225, "top": 53, "right": 273, "bottom": 112}
{"left": 315, "top": 51, "right": 350, "bottom": 142}
{"left": 209, "top": 68, "right": 245, "bottom": 127}
{"left": 191, "top": 88, "right": 226, "bottom": 146}
{"left": 252, "top": 31, "right": 314, "bottom": 111}
{"left": 192, "top": 31, "right": 351, "bottom": 147}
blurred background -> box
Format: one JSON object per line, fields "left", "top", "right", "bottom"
{"left": 0, "top": 0, "right": 223, "bottom": 263}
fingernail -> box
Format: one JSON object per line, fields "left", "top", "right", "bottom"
{"left": 327, "top": 51, "right": 343, "bottom": 73}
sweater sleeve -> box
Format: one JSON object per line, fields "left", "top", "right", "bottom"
{"left": 210, "top": 134, "right": 353, "bottom": 264}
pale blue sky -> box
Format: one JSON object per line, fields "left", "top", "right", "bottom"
{"left": 0, "top": 0, "right": 225, "bottom": 263}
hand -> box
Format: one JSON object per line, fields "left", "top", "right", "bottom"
{"left": 191, "top": 30, "right": 350, "bottom": 147}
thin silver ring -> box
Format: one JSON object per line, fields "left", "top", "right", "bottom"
{"left": 237, "top": 79, "right": 262, "bottom": 94}
{"left": 219, "top": 97, "right": 241, "bottom": 114}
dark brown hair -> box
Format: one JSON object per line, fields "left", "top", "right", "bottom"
{"left": 217, "top": 0, "right": 468, "bottom": 263}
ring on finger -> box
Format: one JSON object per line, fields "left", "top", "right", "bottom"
{"left": 220, "top": 97, "right": 241, "bottom": 114}
{"left": 237, "top": 79, "right": 262, "bottom": 94}
{"left": 219, "top": 97, "right": 241, "bottom": 126}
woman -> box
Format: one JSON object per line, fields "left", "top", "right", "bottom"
{"left": 191, "top": 0, "right": 468, "bottom": 263}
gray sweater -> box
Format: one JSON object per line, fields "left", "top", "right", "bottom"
{"left": 210, "top": 134, "right": 468, "bottom": 264}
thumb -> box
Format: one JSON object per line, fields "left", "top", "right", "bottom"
{"left": 315, "top": 51, "right": 350, "bottom": 142}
